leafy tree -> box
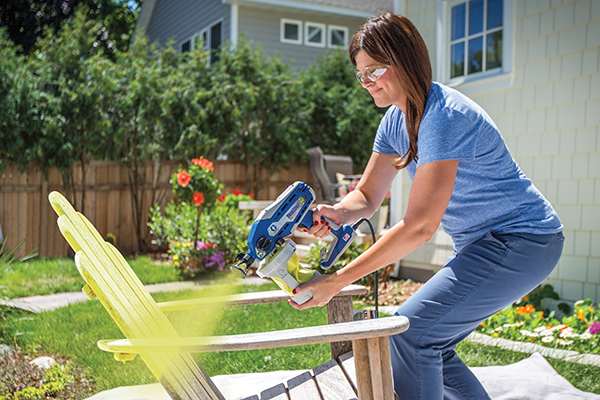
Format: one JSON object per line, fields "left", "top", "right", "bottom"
{"left": 0, "top": 0, "right": 140, "bottom": 56}
{"left": 157, "top": 43, "right": 219, "bottom": 161}
{"left": 300, "top": 49, "right": 386, "bottom": 172}
{"left": 208, "top": 38, "right": 306, "bottom": 197}
{"left": 31, "top": 7, "right": 110, "bottom": 212}
{"left": 104, "top": 35, "right": 174, "bottom": 253}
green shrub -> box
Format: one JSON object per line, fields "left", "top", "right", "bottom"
{"left": 148, "top": 201, "right": 250, "bottom": 278}
{"left": 218, "top": 191, "right": 255, "bottom": 222}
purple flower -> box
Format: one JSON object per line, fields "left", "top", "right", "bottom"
{"left": 590, "top": 321, "right": 600, "bottom": 335}
{"left": 204, "top": 251, "right": 225, "bottom": 271}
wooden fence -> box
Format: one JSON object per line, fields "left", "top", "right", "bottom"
{"left": 0, "top": 160, "right": 315, "bottom": 258}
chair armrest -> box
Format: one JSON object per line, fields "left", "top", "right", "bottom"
{"left": 156, "top": 284, "right": 367, "bottom": 312}
{"left": 98, "top": 315, "right": 409, "bottom": 354}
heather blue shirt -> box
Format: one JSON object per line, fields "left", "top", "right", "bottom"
{"left": 373, "top": 82, "right": 562, "bottom": 252}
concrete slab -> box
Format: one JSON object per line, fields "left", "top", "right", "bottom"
{"left": 85, "top": 370, "right": 308, "bottom": 400}
{"left": 4, "top": 277, "right": 268, "bottom": 313}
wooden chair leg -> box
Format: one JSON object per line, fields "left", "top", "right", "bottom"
{"left": 352, "top": 336, "right": 394, "bottom": 400}
{"left": 327, "top": 295, "right": 354, "bottom": 359}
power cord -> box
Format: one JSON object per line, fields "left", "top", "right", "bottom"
{"left": 351, "top": 217, "right": 379, "bottom": 319}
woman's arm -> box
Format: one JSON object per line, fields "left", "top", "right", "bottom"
{"left": 308, "top": 152, "right": 398, "bottom": 238}
{"left": 292, "top": 158, "right": 459, "bottom": 309}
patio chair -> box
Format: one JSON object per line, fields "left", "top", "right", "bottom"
{"left": 306, "top": 147, "right": 359, "bottom": 204}
{"left": 48, "top": 191, "right": 409, "bottom": 400}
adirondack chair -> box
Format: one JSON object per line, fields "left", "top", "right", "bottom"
{"left": 49, "top": 191, "right": 409, "bottom": 400}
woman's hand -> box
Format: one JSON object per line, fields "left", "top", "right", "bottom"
{"left": 287, "top": 272, "right": 344, "bottom": 310}
{"left": 303, "top": 204, "right": 342, "bottom": 239}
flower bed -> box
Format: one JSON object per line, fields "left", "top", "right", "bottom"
{"left": 478, "top": 292, "right": 599, "bottom": 355}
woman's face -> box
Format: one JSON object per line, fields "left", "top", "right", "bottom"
{"left": 354, "top": 50, "right": 406, "bottom": 112}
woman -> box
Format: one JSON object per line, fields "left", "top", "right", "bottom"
{"left": 291, "top": 13, "right": 564, "bottom": 400}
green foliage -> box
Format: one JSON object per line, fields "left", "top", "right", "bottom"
{"left": 148, "top": 202, "right": 250, "bottom": 278}
{"left": 0, "top": 0, "right": 140, "bottom": 56}
{"left": 207, "top": 38, "right": 307, "bottom": 196}
{"left": 219, "top": 191, "right": 255, "bottom": 222}
{"left": 299, "top": 49, "right": 387, "bottom": 171}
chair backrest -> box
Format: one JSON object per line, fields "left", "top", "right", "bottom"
{"left": 48, "top": 191, "right": 225, "bottom": 400}
{"left": 307, "top": 146, "right": 353, "bottom": 204}
{"left": 322, "top": 154, "right": 353, "bottom": 187}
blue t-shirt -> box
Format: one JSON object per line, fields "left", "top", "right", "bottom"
{"left": 373, "top": 82, "right": 562, "bottom": 252}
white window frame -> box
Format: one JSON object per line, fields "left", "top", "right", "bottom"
{"left": 280, "top": 18, "right": 303, "bottom": 45}
{"left": 304, "top": 22, "right": 326, "bottom": 47}
{"left": 179, "top": 33, "right": 199, "bottom": 53}
{"left": 328, "top": 25, "right": 349, "bottom": 48}
{"left": 436, "top": 0, "right": 514, "bottom": 95}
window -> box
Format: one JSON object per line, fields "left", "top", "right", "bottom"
{"left": 183, "top": 20, "right": 222, "bottom": 66}
{"left": 328, "top": 25, "right": 348, "bottom": 48}
{"left": 209, "top": 21, "right": 222, "bottom": 64}
{"left": 281, "top": 19, "right": 302, "bottom": 44}
{"left": 305, "top": 22, "right": 325, "bottom": 47}
{"left": 437, "top": 0, "right": 513, "bottom": 94}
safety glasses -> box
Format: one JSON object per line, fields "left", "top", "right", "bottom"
{"left": 355, "top": 65, "right": 389, "bottom": 84}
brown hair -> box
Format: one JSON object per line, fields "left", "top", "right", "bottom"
{"left": 349, "top": 13, "right": 432, "bottom": 169}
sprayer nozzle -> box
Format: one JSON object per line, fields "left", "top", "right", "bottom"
{"left": 230, "top": 253, "right": 255, "bottom": 278}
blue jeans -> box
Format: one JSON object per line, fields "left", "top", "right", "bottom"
{"left": 390, "top": 231, "right": 564, "bottom": 400}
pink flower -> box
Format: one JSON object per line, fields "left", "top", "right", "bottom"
{"left": 590, "top": 321, "right": 600, "bottom": 335}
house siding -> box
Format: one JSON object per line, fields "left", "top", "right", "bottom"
{"left": 146, "top": 0, "right": 231, "bottom": 50}
{"left": 238, "top": 5, "right": 369, "bottom": 70}
{"left": 397, "top": 0, "right": 600, "bottom": 303}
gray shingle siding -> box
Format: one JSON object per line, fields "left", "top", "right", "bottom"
{"left": 239, "top": 5, "right": 367, "bottom": 70}
{"left": 146, "top": 0, "right": 231, "bottom": 50}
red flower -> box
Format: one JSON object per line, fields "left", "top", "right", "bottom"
{"left": 233, "top": 190, "right": 241, "bottom": 196}
{"left": 219, "top": 195, "right": 227, "bottom": 201}
{"left": 249, "top": 193, "right": 255, "bottom": 198}
{"left": 177, "top": 171, "right": 191, "bottom": 187}
{"left": 193, "top": 192, "right": 205, "bottom": 206}
{"left": 192, "top": 158, "right": 202, "bottom": 166}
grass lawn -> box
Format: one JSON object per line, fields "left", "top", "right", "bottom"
{"left": 2, "top": 257, "right": 600, "bottom": 396}
{"left": 0, "top": 256, "right": 181, "bottom": 298}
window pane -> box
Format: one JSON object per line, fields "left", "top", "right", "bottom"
{"left": 284, "top": 23, "right": 299, "bottom": 40}
{"left": 308, "top": 26, "right": 322, "bottom": 43}
{"left": 452, "top": 3, "right": 466, "bottom": 40}
{"left": 451, "top": 42, "right": 465, "bottom": 78}
{"left": 331, "top": 29, "right": 345, "bottom": 46}
{"left": 487, "top": 0, "right": 503, "bottom": 29}
{"left": 181, "top": 40, "right": 190, "bottom": 53}
{"left": 211, "top": 22, "right": 222, "bottom": 64}
{"left": 469, "top": 0, "right": 484, "bottom": 35}
{"left": 468, "top": 36, "right": 483, "bottom": 73}
{"left": 486, "top": 30, "right": 502, "bottom": 70}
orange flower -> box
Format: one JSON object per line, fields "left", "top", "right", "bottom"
{"left": 525, "top": 304, "right": 536, "bottom": 313}
{"left": 517, "top": 304, "right": 536, "bottom": 315}
{"left": 193, "top": 192, "right": 205, "bottom": 206}
{"left": 578, "top": 309, "right": 585, "bottom": 320}
{"left": 177, "top": 171, "right": 191, "bottom": 187}
{"left": 192, "top": 157, "right": 214, "bottom": 171}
